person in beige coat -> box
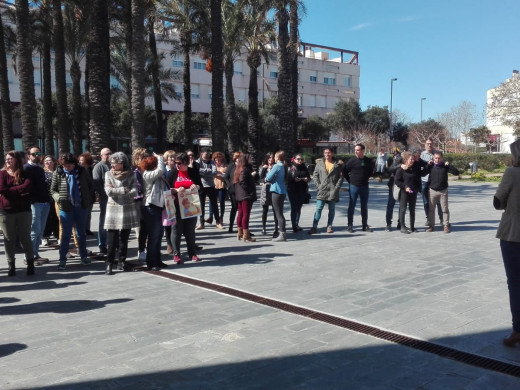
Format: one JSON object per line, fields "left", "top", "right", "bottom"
{"left": 494, "top": 139, "right": 520, "bottom": 347}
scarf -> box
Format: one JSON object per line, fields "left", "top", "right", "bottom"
{"left": 110, "top": 168, "right": 131, "bottom": 181}
{"left": 63, "top": 166, "right": 81, "bottom": 207}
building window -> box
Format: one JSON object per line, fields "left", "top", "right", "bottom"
{"left": 191, "top": 85, "right": 200, "bottom": 99}
{"left": 270, "top": 71, "right": 278, "bottom": 79}
{"left": 318, "top": 96, "right": 326, "bottom": 108}
{"left": 208, "top": 87, "right": 212, "bottom": 99}
{"left": 34, "top": 70, "right": 41, "bottom": 86}
{"left": 344, "top": 76, "right": 352, "bottom": 87}
{"left": 110, "top": 76, "right": 120, "bottom": 90}
{"left": 308, "top": 95, "right": 316, "bottom": 107}
{"left": 173, "top": 60, "right": 183, "bottom": 67}
{"left": 194, "top": 61, "right": 206, "bottom": 70}
{"left": 174, "top": 84, "right": 183, "bottom": 98}
{"left": 310, "top": 75, "right": 317, "bottom": 83}
{"left": 324, "top": 77, "right": 335, "bottom": 85}
{"left": 234, "top": 61, "right": 243, "bottom": 75}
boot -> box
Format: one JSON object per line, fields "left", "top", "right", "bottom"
{"left": 117, "top": 258, "right": 126, "bottom": 271}
{"left": 237, "top": 227, "right": 243, "bottom": 240}
{"left": 105, "top": 261, "right": 113, "bottom": 275}
{"left": 272, "top": 232, "right": 287, "bottom": 242}
{"left": 243, "top": 229, "right": 256, "bottom": 242}
{"left": 26, "top": 259, "right": 35, "bottom": 276}
{"left": 7, "top": 261, "right": 15, "bottom": 277}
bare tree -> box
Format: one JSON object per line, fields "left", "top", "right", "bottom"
{"left": 437, "top": 100, "right": 479, "bottom": 152}
{"left": 409, "top": 119, "right": 449, "bottom": 152}
{"left": 487, "top": 71, "right": 520, "bottom": 139}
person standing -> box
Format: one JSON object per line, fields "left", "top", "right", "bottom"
{"left": 51, "top": 153, "right": 93, "bottom": 270}
{"left": 0, "top": 151, "right": 35, "bottom": 276}
{"left": 104, "top": 152, "right": 139, "bottom": 274}
{"left": 420, "top": 139, "right": 442, "bottom": 226}
{"left": 196, "top": 148, "right": 221, "bottom": 230}
{"left": 385, "top": 148, "right": 402, "bottom": 232}
{"left": 24, "top": 146, "right": 50, "bottom": 265}
{"left": 259, "top": 153, "right": 278, "bottom": 236}
{"left": 208, "top": 151, "right": 227, "bottom": 229}
{"left": 266, "top": 150, "right": 287, "bottom": 242}
{"left": 424, "top": 151, "right": 460, "bottom": 233}
{"left": 42, "top": 155, "right": 59, "bottom": 244}
{"left": 223, "top": 151, "right": 241, "bottom": 233}
{"left": 92, "top": 147, "right": 112, "bottom": 254}
{"left": 287, "top": 154, "right": 310, "bottom": 233}
{"left": 234, "top": 154, "right": 257, "bottom": 242}
{"left": 78, "top": 152, "right": 95, "bottom": 236}
{"left": 344, "top": 144, "right": 375, "bottom": 233}
{"left": 375, "top": 148, "right": 388, "bottom": 182}
{"left": 494, "top": 139, "right": 520, "bottom": 347}
{"left": 308, "top": 148, "right": 344, "bottom": 235}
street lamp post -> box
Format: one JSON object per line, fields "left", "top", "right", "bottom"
{"left": 421, "top": 97, "right": 426, "bottom": 122}
{"left": 390, "top": 78, "right": 397, "bottom": 138}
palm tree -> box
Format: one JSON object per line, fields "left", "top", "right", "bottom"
{"left": 243, "top": 0, "right": 275, "bottom": 170}
{"left": 130, "top": 0, "right": 146, "bottom": 151}
{"left": 88, "top": 0, "right": 111, "bottom": 157}
{"left": 210, "top": 0, "right": 225, "bottom": 151}
{"left": 275, "top": 0, "right": 294, "bottom": 159}
{"left": 221, "top": 0, "right": 244, "bottom": 154}
{"left": 0, "top": 6, "right": 15, "bottom": 155}
{"left": 53, "top": 0, "right": 70, "bottom": 153}
{"left": 16, "top": 0, "right": 39, "bottom": 151}
{"left": 63, "top": 0, "right": 90, "bottom": 155}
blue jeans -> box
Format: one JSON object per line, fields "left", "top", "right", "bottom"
{"left": 421, "top": 182, "right": 442, "bottom": 221}
{"left": 348, "top": 184, "right": 369, "bottom": 227}
{"left": 385, "top": 187, "right": 401, "bottom": 226}
{"left": 143, "top": 205, "right": 163, "bottom": 268}
{"left": 98, "top": 198, "right": 107, "bottom": 251}
{"left": 59, "top": 206, "right": 88, "bottom": 262}
{"left": 312, "top": 199, "right": 336, "bottom": 228}
{"left": 31, "top": 202, "right": 50, "bottom": 258}
{"left": 501, "top": 240, "right": 520, "bottom": 332}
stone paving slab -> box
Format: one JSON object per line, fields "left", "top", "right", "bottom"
{"left": 1, "top": 180, "right": 520, "bottom": 389}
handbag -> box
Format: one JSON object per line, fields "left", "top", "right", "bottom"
{"left": 392, "top": 184, "right": 401, "bottom": 201}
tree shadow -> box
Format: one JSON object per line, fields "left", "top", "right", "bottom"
{"left": 0, "top": 298, "right": 132, "bottom": 315}
{"left": 0, "top": 343, "right": 27, "bottom": 358}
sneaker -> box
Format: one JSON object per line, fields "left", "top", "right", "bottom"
{"left": 80, "top": 258, "right": 91, "bottom": 266}
{"left": 196, "top": 225, "right": 205, "bottom": 230}
{"left": 400, "top": 227, "right": 411, "bottom": 234}
{"left": 57, "top": 261, "right": 67, "bottom": 270}
{"left": 35, "top": 256, "right": 49, "bottom": 264}
{"left": 326, "top": 226, "right": 334, "bottom": 233}
{"left": 385, "top": 225, "right": 391, "bottom": 232}
{"left": 42, "top": 238, "right": 49, "bottom": 246}
{"left": 173, "top": 254, "right": 182, "bottom": 263}
{"left": 191, "top": 255, "right": 201, "bottom": 262}
{"left": 439, "top": 220, "right": 444, "bottom": 226}
{"left": 216, "top": 223, "right": 224, "bottom": 230}
{"left": 138, "top": 251, "right": 147, "bottom": 262}
{"left": 347, "top": 225, "right": 354, "bottom": 233}
{"left": 426, "top": 227, "right": 434, "bottom": 232}
{"left": 362, "top": 226, "right": 373, "bottom": 232}
{"left": 425, "top": 219, "right": 430, "bottom": 227}
{"left": 66, "top": 251, "right": 76, "bottom": 259}
{"left": 444, "top": 225, "right": 450, "bottom": 233}
{"left": 308, "top": 227, "right": 318, "bottom": 235}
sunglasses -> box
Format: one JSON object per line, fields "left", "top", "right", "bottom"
{"left": 31, "top": 152, "right": 42, "bottom": 156}
{"left": 175, "top": 161, "right": 184, "bottom": 165}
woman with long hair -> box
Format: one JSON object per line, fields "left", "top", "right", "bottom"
{"left": 0, "top": 151, "right": 35, "bottom": 276}
{"left": 51, "top": 153, "right": 93, "bottom": 270}
{"left": 132, "top": 147, "right": 148, "bottom": 263}
{"left": 233, "top": 154, "right": 257, "bottom": 242}
{"left": 207, "top": 151, "right": 227, "bottom": 229}
{"left": 266, "top": 150, "right": 287, "bottom": 242}
{"left": 140, "top": 153, "right": 167, "bottom": 271}
{"left": 259, "top": 153, "right": 278, "bottom": 236}
{"left": 104, "top": 152, "right": 139, "bottom": 274}
{"left": 167, "top": 152, "right": 202, "bottom": 264}
{"left": 223, "top": 151, "right": 241, "bottom": 233}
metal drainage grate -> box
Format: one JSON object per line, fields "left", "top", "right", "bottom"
{"left": 151, "top": 270, "right": 520, "bottom": 378}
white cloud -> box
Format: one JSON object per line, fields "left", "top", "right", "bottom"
{"left": 349, "top": 22, "right": 373, "bottom": 31}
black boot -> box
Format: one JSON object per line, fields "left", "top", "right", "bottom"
{"left": 7, "top": 261, "right": 15, "bottom": 277}
{"left": 105, "top": 262, "right": 113, "bottom": 275}
{"left": 27, "top": 259, "right": 35, "bottom": 276}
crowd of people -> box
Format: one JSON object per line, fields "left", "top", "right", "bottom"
{"left": 0, "top": 140, "right": 465, "bottom": 276}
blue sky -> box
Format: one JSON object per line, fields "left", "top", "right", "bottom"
{"left": 299, "top": 0, "right": 520, "bottom": 124}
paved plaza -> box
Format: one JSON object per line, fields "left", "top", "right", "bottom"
{"left": 1, "top": 179, "right": 520, "bottom": 389}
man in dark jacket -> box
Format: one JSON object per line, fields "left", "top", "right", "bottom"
{"left": 385, "top": 148, "right": 402, "bottom": 232}
{"left": 343, "top": 144, "right": 375, "bottom": 233}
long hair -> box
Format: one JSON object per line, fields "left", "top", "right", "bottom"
{"left": 233, "top": 154, "right": 250, "bottom": 184}
{"left": 3, "top": 150, "right": 24, "bottom": 184}
{"left": 263, "top": 153, "right": 274, "bottom": 165}
{"left": 139, "top": 155, "right": 158, "bottom": 172}
{"left": 132, "top": 147, "right": 148, "bottom": 168}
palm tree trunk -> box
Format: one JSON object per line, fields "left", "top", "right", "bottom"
{"left": 130, "top": 0, "right": 146, "bottom": 151}
{"left": 53, "top": 0, "right": 70, "bottom": 153}
{"left": 148, "top": 18, "right": 165, "bottom": 153}
{"left": 16, "top": 0, "right": 39, "bottom": 151}
{"left": 88, "top": 0, "right": 111, "bottom": 157}
{"left": 0, "top": 10, "right": 14, "bottom": 155}
{"left": 276, "top": 3, "right": 294, "bottom": 159}
{"left": 182, "top": 35, "right": 192, "bottom": 148}
{"left": 210, "top": 0, "right": 225, "bottom": 152}
{"left": 247, "top": 51, "right": 261, "bottom": 171}
{"left": 42, "top": 38, "right": 54, "bottom": 155}
{"left": 224, "top": 56, "right": 239, "bottom": 154}
{"left": 289, "top": 0, "right": 299, "bottom": 150}
{"left": 70, "top": 60, "right": 83, "bottom": 155}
